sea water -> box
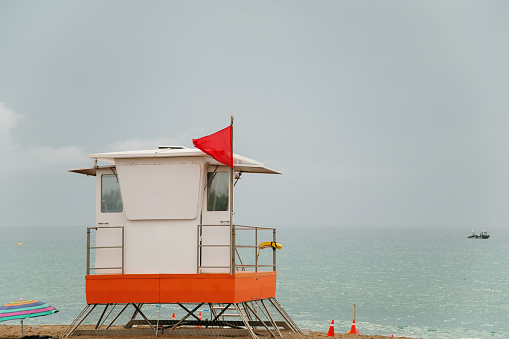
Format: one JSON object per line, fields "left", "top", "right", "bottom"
{"left": 1, "top": 225, "right": 508, "bottom": 339}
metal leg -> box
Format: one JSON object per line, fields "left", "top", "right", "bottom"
{"left": 156, "top": 304, "right": 161, "bottom": 337}
{"left": 243, "top": 302, "right": 254, "bottom": 322}
{"left": 100, "top": 303, "right": 117, "bottom": 328}
{"left": 269, "top": 298, "right": 302, "bottom": 334}
{"left": 125, "top": 303, "right": 143, "bottom": 328}
{"left": 259, "top": 300, "right": 283, "bottom": 338}
{"left": 208, "top": 304, "right": 216, "bottom": 318}
{"left": 243, "top": 301, "right": 276, "bottom": 338}
{"left": 234, "top": 303, "right": 258, "bottom": 339}
{"left": 212, "top": 303, "right": 232, "bottom": 321}
{"left": 59, "top": 304, "right": 90, "bottom": 338}
{"left": 131, "top": 303, "right": 156, "bottom": 331}
{"left": 61, "top": 300, "right": 297, "bottom": 338}
{"left": 206, "top": 303, "right": 216, "bottom": 328}
{"left": 95, "top": 304, "right": 109, "bottom": 329}
{"left": 106, "top": 304, "right": 130, "bottom": 329}
{"left": 177, "top": 303, "right": 202, "bottom": 321}
{"left": 62, "top": 304, "right": 97, "bottom": 337}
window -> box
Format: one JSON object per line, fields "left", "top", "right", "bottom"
{"left": 207, "top": 172, "right": 229, "bottom": 211}
{"left": 101, "top": 174, "right": 123, "bottom": 213}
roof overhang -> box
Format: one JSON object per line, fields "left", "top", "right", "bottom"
{"left": 69, "top": 147, "right": 282, "bottom": 175}
{"left": 68, "top": 165, "right": 115, "bottom": 176}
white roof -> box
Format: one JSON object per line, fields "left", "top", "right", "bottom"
{"left": 69, "top": 146, "right": 282, "bottom": 175}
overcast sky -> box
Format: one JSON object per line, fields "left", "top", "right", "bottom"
{"left": 1, "top": 1, "right": 508, "bottom": 228}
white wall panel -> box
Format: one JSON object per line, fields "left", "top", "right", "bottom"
{"left": 115, "top": 159, "right": 201, "bottom": 220}
{"left": 124, "top": 220, "right": 198, "bottom": 274}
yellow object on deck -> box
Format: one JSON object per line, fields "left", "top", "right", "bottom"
{"left": 257, "top": 241, "right": 282, "bottom": 255}
{"left": 258, "top": 241, "right": 282, "bottom": 250}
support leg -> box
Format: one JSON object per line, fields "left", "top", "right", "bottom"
{"left": 61, "top": 304, "right": 97, "bottom": 338}
{"left": 243, "top": 301, "right": 276, "bottom": 338}
{"left": 125, "top": 303, "right": 143, "bottom": 329}
{"left": 106, "top": 304, "right": 130, "bottom": 329}
{"left": 95, "top": 304, "right": 109, "bottom": 329}
{"left": 131, "top": 303, "right": 156, "bottom": 331}
{"left": 60, "top": 304, "right": 90, "bottom": 338}
{"left": 269, "top": 298, "right": 302, "bottom": 334}
{"left": 259, "top": 300, "right": 283, "bottom": 338}
{"left": 234, "top": 303, "right": 258, "bottom": 339}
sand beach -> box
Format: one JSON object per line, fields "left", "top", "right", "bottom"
{"left": 0, "top": 325, "right": 420, "bottom": 339}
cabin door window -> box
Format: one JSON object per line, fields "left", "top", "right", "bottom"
{"left": 101, "top": 174, "right": 123, "bottom": 213}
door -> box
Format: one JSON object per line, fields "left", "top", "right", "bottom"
{"left": 93, "top": 171, "right": 126, "bottom": 274}
{"left": 200, "top": 167, "right": 232, "bottom": 273}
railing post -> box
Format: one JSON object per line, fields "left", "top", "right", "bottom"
{"left": 272, "top": 228, "right": 276, "bottom": 271}
{"left": 86, "top": 228, "right": 91, "bottom": 276}
{"left": 121, "top": 226, "right": 125, "bottom": 274}
{"left": 230, "top": 224, "right": 236, "bottom": 274}
{"left": 196, "top": 224, "right": 200, "bottom": 274}
{"left": 255, "top": 227, "right": 258, "bottom": 272}
{"left": 196, "top": 224, "right": 199, "bottom": 274}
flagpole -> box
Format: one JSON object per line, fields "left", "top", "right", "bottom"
{"left": 230, "top": 116, "right": 235, "bottom": 275}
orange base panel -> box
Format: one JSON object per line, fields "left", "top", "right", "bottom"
{"left": 86, "top": 271, "right": 277, "bottom": 304}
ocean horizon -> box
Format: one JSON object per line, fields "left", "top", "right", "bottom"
{"left": 1, "top": 225, "right": 507, "bottom": 338}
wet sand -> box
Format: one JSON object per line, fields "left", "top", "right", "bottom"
{"left": 0, "top": 325, "right": 420, "bottom": 339}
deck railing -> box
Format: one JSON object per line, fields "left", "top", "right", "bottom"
{"left": 197, "top": 224, "right": 277, "bottom": 274}
{"left": 86, "top": 224, "right": 276, "bottom": 275}
{"left": 86, "top": 226, "right": 125, "bottom": 275}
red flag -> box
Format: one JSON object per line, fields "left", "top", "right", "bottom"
{"left": 192, "top": 125, "right": 233, "bottom": 168}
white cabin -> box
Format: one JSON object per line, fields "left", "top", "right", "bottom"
{"left": 70, "top": 146, "right": 281, "bottom": 276}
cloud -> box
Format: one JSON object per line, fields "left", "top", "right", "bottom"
{"left": 4, "top": 145, "right": 86, "bottom": 173}
{"left": 0, "top": 102, "right": 24, "bottom": 151}
{"left": 0, "top": 101, "right": 208, "bottom": 175}
{"left": 106, "top": 137, "right": 182, "bottom": 152}
{"left": 105, "top": 127, "right": 205, "bottom": 152}
{"left": 0, "top": 102, "right": 87, "bottom": 174}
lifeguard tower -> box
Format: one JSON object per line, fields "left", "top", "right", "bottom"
{"left": 62, "top": 137, "right": 301, "bottom": 338}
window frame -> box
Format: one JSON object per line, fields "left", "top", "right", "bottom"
{"left": 101, "top": 174, "right": 124, "bottom": 213}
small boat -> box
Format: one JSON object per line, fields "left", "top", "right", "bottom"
{"left": 467, "top": 229, "right": 490, "bottom": 239}
{"left": 479, "top": 230, "right": 490, "bottom": 239}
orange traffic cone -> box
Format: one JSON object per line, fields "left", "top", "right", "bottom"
{"left": 172, "top": 312, "right": 175, "bottom": 320}
{"left": 346, "top": 304, "right": 360, "bottom": 335}
{"left": 346, "top": 319, "right": 359, "bottom": 334}
{"left": 196, "top": 311, "right": 202, "bottom": 327}
{"left": 327, "top": 319, "right": 334, "bottom": 336}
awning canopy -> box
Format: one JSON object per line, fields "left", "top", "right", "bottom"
{"left": 68, "top": 165, "right": 115, "bottom": 176}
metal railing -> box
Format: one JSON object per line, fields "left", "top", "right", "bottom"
{"left": 86, "top": 226, "right": 125, "bottom": 275}
{"left": 197, "top": 224, "right": 277, "bottom": 274}
{"left": 86, "top": 224, "right": 275, "bottom": 275}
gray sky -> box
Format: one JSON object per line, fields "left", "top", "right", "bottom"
{"left": 1, "top": 1, "right": 508, "bottom": 228}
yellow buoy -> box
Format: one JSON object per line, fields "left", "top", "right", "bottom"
{"left": 258, "top": 241, "right": 282, "bottom": 250}
{"left": 257, "top": 241, "right": 282, "bottom": 255}
{"left": 18, "top": 243, "right": 21, "bottom": 246}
